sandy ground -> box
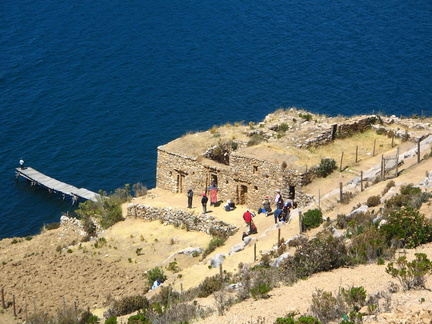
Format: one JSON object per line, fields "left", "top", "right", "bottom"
{"left": 1, "top": 140, "right": 432, "bottom": 323}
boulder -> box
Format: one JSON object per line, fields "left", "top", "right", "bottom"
{"left": 210, "top": 254, "right": 225, "bottom": 268}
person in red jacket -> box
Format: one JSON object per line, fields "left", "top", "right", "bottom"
{"left": 243, "top": 209, "right": 252, "bottom": 232}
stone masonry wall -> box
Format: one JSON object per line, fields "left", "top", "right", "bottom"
{"left": 304, "top": 115, "right": 378, "bottom": 148}
{"left": 127, "top": 203, "right": 239, "bottom": 236}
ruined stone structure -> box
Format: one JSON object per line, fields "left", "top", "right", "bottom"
{"left": 127, "top": 204, "right": 239, "bottom": 236}
{"left": 156, "top": 110, "right": 379, "bottom": 209}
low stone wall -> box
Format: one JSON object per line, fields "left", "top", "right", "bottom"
{"left": 304, "top": 115, "right": 378, "bottom": 148}
{"left": 127, "top": 203, "right": 239, "bottom": 237}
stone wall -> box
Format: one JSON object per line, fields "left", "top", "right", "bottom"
{"left": 156, "top": 146, "right": 305, "bottom": 209}
{"left": 156, "top": 115, "right": 379, "bottom": 208}
{"left": 304, "top": 115, "right": 378, "bottom": 148}
{"left": 127, "top": 203, "right": 239, "bottom": 237}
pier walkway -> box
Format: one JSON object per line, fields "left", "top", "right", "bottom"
{"left": 15, "top": 167, "right": 100, "bottom": 203}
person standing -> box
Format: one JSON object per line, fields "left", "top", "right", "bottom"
{"left": 187, "top": 188, "right": 194, "bottom": 208}
{"left": 19, "top": 159, "right": 25, "bottom": 170}
{"left": 275, "top": 190, "right": 283, "bottom": 209}
{"left": 207, "top": 182, "right": 219, "bottom": 206}
{"left": 201, "top": 193, "right": 208, "bottom": 214}
{"left": 243, "top": 209, "right": 252, "bottom": 233}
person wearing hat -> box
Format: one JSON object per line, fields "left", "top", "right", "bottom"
{"left": 275, "top": 190, "right": 284, "bottom": 209}
{"left": 201, "top": 193, "right": 208, "bottom": 214}
{"left": 262, "top": 196, "right": 272, "bottom": 216}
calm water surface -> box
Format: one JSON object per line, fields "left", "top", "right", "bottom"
{"left": 0, "top": 0, "right": 431, "bottom": 238}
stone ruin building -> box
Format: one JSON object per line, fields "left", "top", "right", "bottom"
{"left": 156, "top": 109, "right": 379, "bottom": 209}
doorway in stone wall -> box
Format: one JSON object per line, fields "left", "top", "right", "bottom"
{"left": 238, "top": 185, "right": 248, "bottom": 205}
{"left": 176, "top": 173, "right": 185, "bottom": 193}
{"left": 210, "top": 174, "right": 218, "bottom": 186}
{"left": 289, "top": 186, "right": 295, "bottom": 199}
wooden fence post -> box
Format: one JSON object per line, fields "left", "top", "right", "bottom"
{"left": 360, "top": 171, "right": 364, "bottom": 192}
{"left": 396, "top": 147, "right": 399, "bottom": 177}
{"left": 373, "top": 139, "right": 376, "bottom": 157}
{"left": 254, "top": 243, "right": 257, "bottom": 262}
{"left": 1, "top": 287, "right": 5, "bottom": 309}
{"left": 219, "top": 264, "right": 223, "bottom": 280}
{"left": 299, "top": 211, "right": 303, "bottom": 234}
{"left": 340, "top": 152, "right": 344, "bottom": 171}
{"left": 13, "top": 295, "right": 16, "bottom": 317}
{"left": 339, "top": 182, "right": 343, "bottom": 202}
{"left": 74, "top": 301, "right": 78, "bottom": 320}
{"left": 418, "top": 140, "right": 421, "bottom": 163}
{"left": 278, "top": 228, "right": 281, "bottom": 247}
{"left": 355, "top": 146, "right": 358, "bottom": 163}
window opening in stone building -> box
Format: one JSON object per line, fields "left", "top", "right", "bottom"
{"left": 289, "top": 186, "right": 295, "bottom": 199}
{"left": 238, "top": 185, "right": 248, "bottom": 205}
{"left": 253, "top": 165, "right": 258, "bottom": 173}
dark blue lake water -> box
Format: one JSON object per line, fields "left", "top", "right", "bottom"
{"left": 1, "top": 0, "right": 431, "bottom": 238}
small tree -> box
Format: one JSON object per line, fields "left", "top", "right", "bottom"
{"left": 380, "top": 207, "right": 432, "bottom": 248}
{"left": 386, "top": 253, "right": 432, "bottom": 290}
{"left": 316, "top": 158, "right": 337, "bottom": 178}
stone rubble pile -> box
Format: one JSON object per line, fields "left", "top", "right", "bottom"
{"left": 127, "top": 203, "right": 239, "bottom": 237}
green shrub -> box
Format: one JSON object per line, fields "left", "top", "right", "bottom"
{"left": 105, "top": 317, "right": 117, "bottom": 324}
{"left": 209, "top": 140, "right": 238, "bottom": 165}
{"left": 76, "top": 184, "right": 132, "bottom": 230}
{"left": 348, "top": 222, "right": 394, "bottom": 264}
{"left": 316, "top": 158, "right": 337, "bottom": 178}
{"left": 197, "top": 274, "right": 223, "bottom": 298}
{"left": 382, "top": 180, "right": 395, "bottom": 195}
{"left": 341, "top": 286, "right": 367, "bottom": 309}
{"left": 151, "top": 285, "right": 180, "bottom": 307}
{"left": 132, "top": 182, "right": 148, "bottom": 197}
{"left": 299, "top": 113, "right": 313, "bottom": 121}
{"left": 366, "top": 195, "right": 381, "bottom": 207}
{"left": 275, "top": 317, "right": 295, "bottom": 324}
{"left": 296, "top": 316, "right": 321, "bottom": 324}
{"left": 145, "top": 267, "right": 167, "bottom": 287}
{"left": 106, "top": 295, "right": 149, "bottom": 317}
{"left": 340, "top": 191, "right": 353, "bottom": 205}
{"left": 310, "top": 289, "right": 345, "bottom": 323}
{"left": 278, "top": 123, "right": 289, "bottom": 133}
{"left": 45, "top": 222, "right": 60, "bottom": 230}
{"left": 250, "top": 282, "right": 271, "bottom": 300}
{"left": 202, "top": 236, "right": 226, "bottom": 259}
{"left": 336, "top": 214, "right": 348, "bottom": 229}
{"left": 128, "top": 313, "right": 150, "bottom": 323}
{"left": 386, "top": 253, "right": 432, "bottom": 290}
{"left": 385, "top": 184, "right": 430, "bottom": 210}
{"left": 247, "top": 134, "right": 266, "bottom": 146}
{"left": 281, "top": 232, "right": 349, "bottom": 279}
{"left": 380, "top": 207, "right": 432, "bottom": 248}
{"left": 302, "top": 209, "right": 323, "bottom": 231}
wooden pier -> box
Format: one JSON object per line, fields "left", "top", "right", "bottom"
{"left": 15, "top": 167, "right": 100, "bottom": 203}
